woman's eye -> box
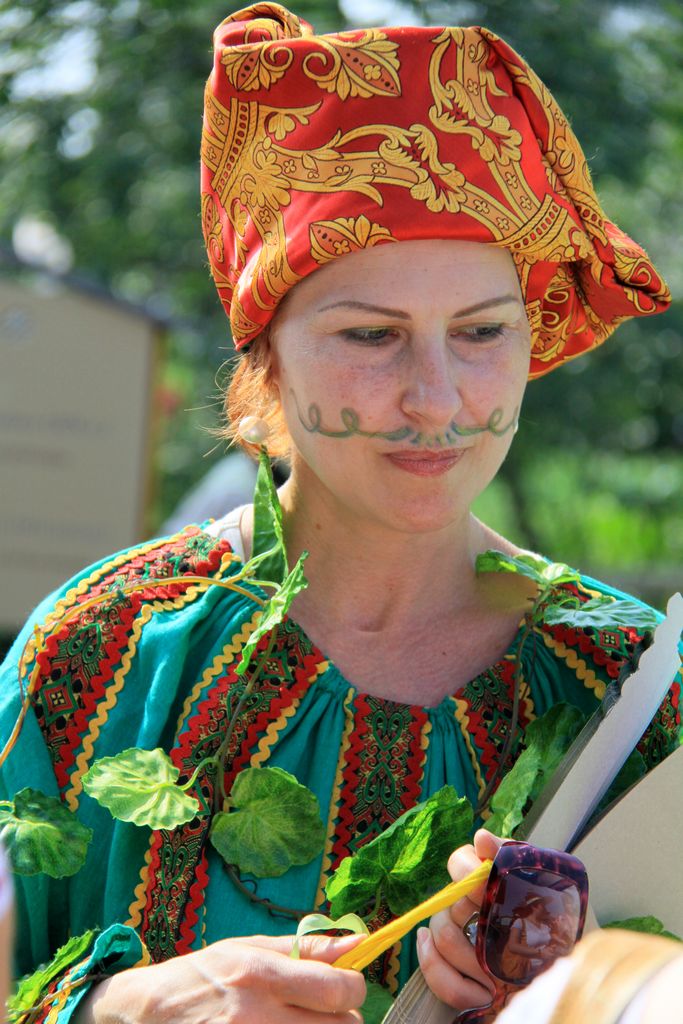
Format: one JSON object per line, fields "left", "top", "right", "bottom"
{"left": 458, "top": 324, "right": 505, "bottom": 341}
{"left": 341, "top": 326, "right": 396, "bottom": 345}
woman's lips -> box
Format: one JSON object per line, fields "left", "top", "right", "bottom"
{"left": 384, "top": 448, "right": 467, "bottom": 477}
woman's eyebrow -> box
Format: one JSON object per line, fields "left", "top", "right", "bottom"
{"left": 316, "top": 294, "right": 521, "bottom": 318}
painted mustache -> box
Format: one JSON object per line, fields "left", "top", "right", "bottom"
{"left": 292, "top": 391, "right": 518, "bottom": 448}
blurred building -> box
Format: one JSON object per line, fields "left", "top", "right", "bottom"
{"left": 0, "top": 257, "right": 163, "bottom": 632}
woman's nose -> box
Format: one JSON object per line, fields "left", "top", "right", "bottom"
{"left": 399, "top": 341, "right": 464, "bottom": 427}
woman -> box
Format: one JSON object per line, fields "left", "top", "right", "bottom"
{"left": 1, "top": 4, "right": 679, "bottom": 1023}
{"left": 499, "top": 895, "right": 552, "bottom": 981}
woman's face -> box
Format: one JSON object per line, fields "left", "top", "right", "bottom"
{"left": 270, "top": 238, "right": 532, "bottom": 534}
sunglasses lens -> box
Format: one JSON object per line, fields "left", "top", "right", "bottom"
{"left": 483, "top": 867, "right": 582, "bottom": 985}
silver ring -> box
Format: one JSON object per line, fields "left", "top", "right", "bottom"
{"left": 462, "top": 911, "right": 479, "bottom": 946}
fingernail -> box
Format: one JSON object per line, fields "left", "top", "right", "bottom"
{"left": 416, "top": 927, "right": 430, "bottom": 952}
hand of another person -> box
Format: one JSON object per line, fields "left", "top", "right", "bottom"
{"left": 76, "top": 932, "right": 366, "bottom": 1024}
{"left": 417, "top": 829, "right": 505, "bottom": 1011}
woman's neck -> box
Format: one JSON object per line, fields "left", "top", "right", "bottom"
{"left": 236, "top": 463, "right": 534, "bottom": 703}
{"left": 276, "top": 470, "right": 506, "bottom": 636}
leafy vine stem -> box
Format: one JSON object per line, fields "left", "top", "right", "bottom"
{"left": 213, "top": 629, "right": 279, "bottom": 814}
{"left": 475, "top": 610, "right": 535, "bottom": 817}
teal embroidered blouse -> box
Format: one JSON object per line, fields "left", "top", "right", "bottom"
{"left": 0, "top": 526, "right": 680, "bottom": 1022}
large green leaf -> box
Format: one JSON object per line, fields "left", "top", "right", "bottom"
{"left": 251, "top": 448, "right": 287, "bottom": 585}
{"left": 0, "top": 789, "right": 92, "bottom": 878}
{"left": 8, "top": 929, "right": 97, "bottom": 1020}
{"left": 361, "top": 982, "right": 394, "bottom": 1024}
{"left": 476, "top": 550, "right": 579, "bottom": 589}
{"left": 235, "top": 554, "right": 308, "bottom": 676}
{"left": 326, "top": 786, "right": 473, "bottom": 918}
{"left": 543, "top": 597, "right": 659, "bottom": 632}
{"left": 82, "top": 748, "right": 200, "bottom": 828}
{"left": 209, "top": 766, "right": 325, "bottom": 877}
{"left": 603, "top": 916, "right": 681, "bottom": 941}
{"left": 484, "top": 704, "right": 586, "bottom": 838}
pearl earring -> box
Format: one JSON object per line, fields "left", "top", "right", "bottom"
{"left": 238, "top": 415, "right": 270, "bottom": 445}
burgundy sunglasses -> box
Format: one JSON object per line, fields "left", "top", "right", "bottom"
{"left": 457, "top": 840, "right": 589, "bottom": 1023}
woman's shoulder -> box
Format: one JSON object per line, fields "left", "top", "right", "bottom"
{"left": 527, "top": 559, "right": 681, "bottom": 766}
{"left": 37, "top": 523, "right": 239, "bottom": 617}
{"left": 527, "top": 558, "right": 673, "bottom": 678}
{"left": 0, "top": 526, "right": 244, "bottom": 698}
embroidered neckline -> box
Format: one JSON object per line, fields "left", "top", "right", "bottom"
{"left": 198, "top": 526, "right": 528, "bottom": 713}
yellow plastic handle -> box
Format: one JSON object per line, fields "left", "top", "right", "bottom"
{"left": 333, "top": 859, "right": 493, "bottom": 972}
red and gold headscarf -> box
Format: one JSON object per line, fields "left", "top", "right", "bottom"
{"left": 201, "top": 3, "right": 670, "bottom": 377}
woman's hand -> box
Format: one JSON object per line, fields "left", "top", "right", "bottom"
{"left": 417, "top": 829, "right": 505, "bottom": 1011}
{"left": 76, "top": 932, "right": 366, "bottom": 1024}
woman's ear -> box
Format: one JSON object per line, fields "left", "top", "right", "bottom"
{"left": 264, "top": 325, "right": 281, "bottom": 394}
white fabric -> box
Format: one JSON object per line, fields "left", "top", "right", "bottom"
{"left": 203, "top": 503, "right": 250, "bottom": 561}
{"left": 161, "top": 453, "right": 257, "bottom": 535}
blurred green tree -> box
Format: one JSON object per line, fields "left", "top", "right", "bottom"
{"left": 1, "top": 0, "right": 680, "bottom": 603}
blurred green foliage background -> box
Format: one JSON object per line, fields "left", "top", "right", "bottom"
{"left": 1, "top": 0, "right": 681, "bottom": 606}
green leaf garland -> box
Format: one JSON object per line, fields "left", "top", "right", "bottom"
{"left": 82, "top": 748, "right": 200, "bottom": 828}
{"left": 290, "top": 912, "right": 369, "bottom": 959}
{"left": 476, "top": 550, "right": 578, "bottom": 588}
{"left": 7, "top": 929, "right": 97, "bottom": 1020}
{"left": 361, "top": 982, "right": 395, "bottom": 1024}
{"left": 0, "top": 789, "right": 92, "bottom": 878}
{"left": 326, "top": 786, "right": 473, "bottom": 917}
{"left": 484, "top": 704, "right": 586, "bottom": 838}
{"left": 209, "top": 766, "right": 325, "bottom": 878}
{"left": 234, "top": 554, "right": 308, "bottom": 676}
{"left": 543, "top": 596, "right": 658, "bottom": 632}
{"left": 251, "top": 448, "right": 287, "bottom": 585}
{"left": 604, "top": 916, "right": 681, "bottom": 941}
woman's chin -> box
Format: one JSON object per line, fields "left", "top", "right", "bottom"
{"left": 364, "top": 491, "right": 474, "bottom": 536}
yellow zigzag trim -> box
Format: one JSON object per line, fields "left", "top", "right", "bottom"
{"left": 44, "top": 959, "right": 90, "bottom": 1024}
{"left": 251, "top": 701, "right": 301, "bottom": 768}
{"left": 44, "top": 939, "right": 149, "bottom": 1024}
{"left": 314, "top": 687, "right": 355, "bottom": 910}
{"left": 451, "top": 696, "right": 485, "bottom": 802}
{"left": 126, "top": 840, "right": 154, "bottom": 929}
{"left": 419, "top": 717, "right": 432, "bottom": 764}
{"left": 65, "top": 602, "right": 153, "bottom": 812}
{"left": 451, "top": 656, "right": 538, "bottom": 810}
{"left": 251, "top": 660, "right": 328, "bottom": 769}
{"left": 125, "top": 609, "right": 261, "bottom": 929}
{"left": 65, "top": 586, "right": 210, "bottom": 811}
{"left": 540, "top": 631, "right": 605, "bottom": 699}
{"left": 22, "top": 534, "right": 183, "bottom": 667}
{"left": 22, "top": 529, "right": 238, "bottom": 668}
{"left": 385, "top": 940, "right": 401, "bottom": 996}
{"left": 134, "top": 943, "right": 151, "bottom": 967}
{"left": 173, "top": 610, "right": 263, "bottom": 737}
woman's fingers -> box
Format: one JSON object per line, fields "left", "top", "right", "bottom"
{"left": 80, "top": 933, "right": 366, "bottom": 1024}
{"left": 445, "top": 830, "right": 507, "bottom": 920}
{"left": 430, "top": 908, "right": 495, "bottom": 990}
{"left": 418, "top": 831, "right": 506, "bottom": 1009}
{"left": 417, "top": 926, "right": 494, "bottom": 1011}
{"left": 473, "top": 828, "right": 506, "bottom": 862}
{"left": 279, "top": 958, "right": 366, "bottom": 1014}
{"left": 215, "top": 937, "right": 366, "bottom": 1014}
{"left": 445, "top": 843, "right": 489, "bottom": 917}
{"left": 242, "top": 931, "right": 365, "bottom": 964}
